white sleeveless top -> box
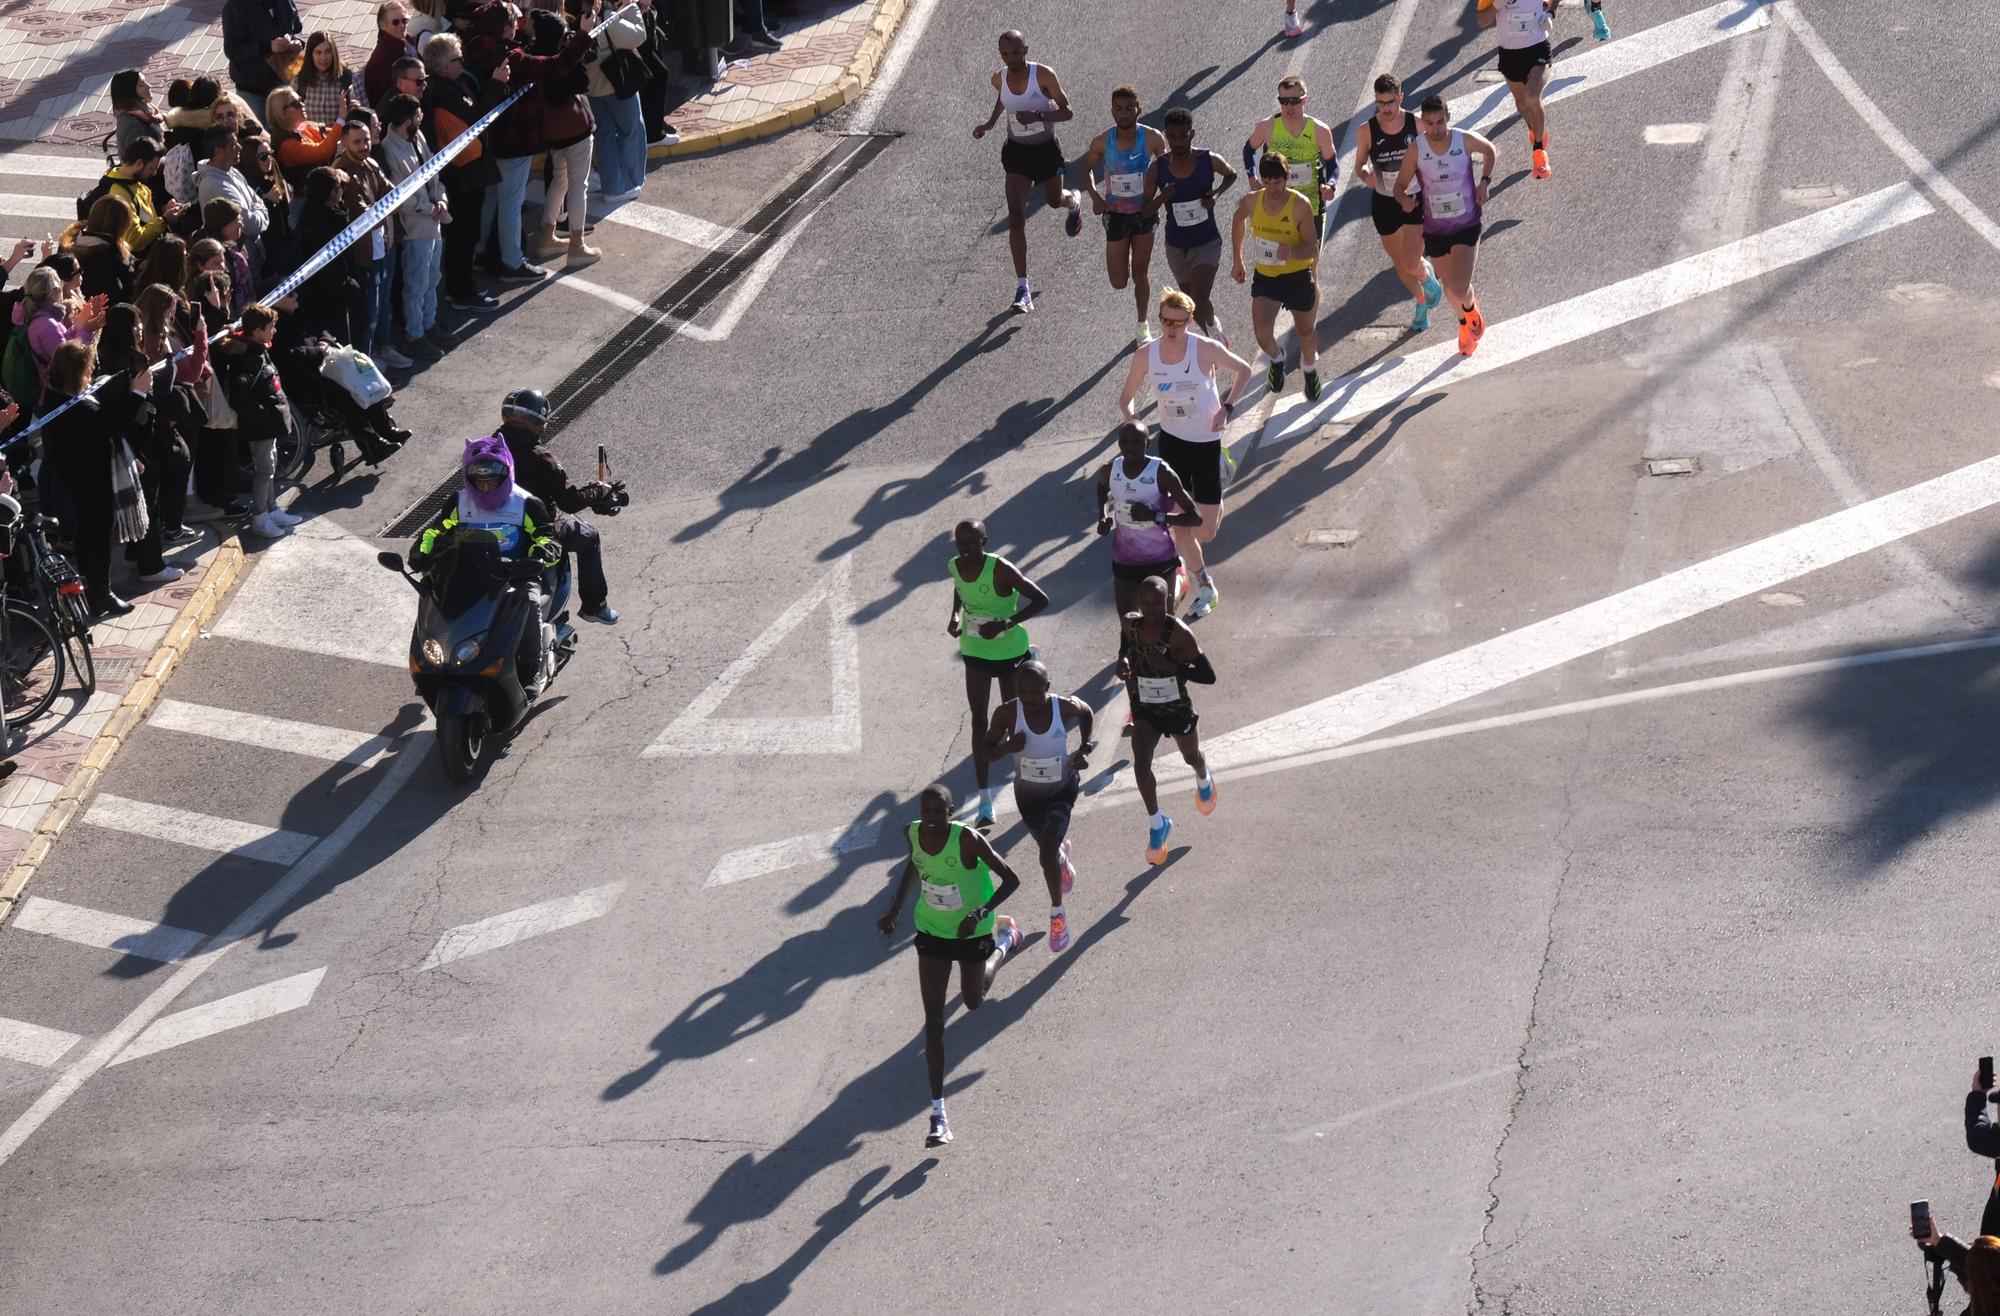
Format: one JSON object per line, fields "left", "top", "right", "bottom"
{"left": 1108, "top": 455, "right": 1176, "bottom": 565}
{"left": 1148, "top": 333, "right": 1223, "bottom": 442}
{"left": 998, "top": 63, "right": 1056, "bottom": 143}
{"left": 1012, "top": 699, "right": 1072, "bottom": 789}
{"left": 1494, "top": 0, "right": 1553, "bottom": 49}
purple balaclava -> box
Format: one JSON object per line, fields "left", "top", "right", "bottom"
{"left": 462, "top": 433, "right": 516, "bottom": 512}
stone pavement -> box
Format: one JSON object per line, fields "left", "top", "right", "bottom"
{"left": 0, "top": 0, "right": 904, "bottom": 154}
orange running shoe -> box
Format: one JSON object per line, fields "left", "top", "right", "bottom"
{"left": 1468, "top": 300, "right": 1487, "bottom": 341}
{"left": 1457, "top": 316, "right": 1476, "bottom": 356}
{"left": 1195, "top": 774, "right": 1217, "bottom": 816}
{"left": 1531, "top": 146, "right": 1551, "bottom": 180}
{"left": 1047, "top": 908, "right": 1070, "bottom": 954}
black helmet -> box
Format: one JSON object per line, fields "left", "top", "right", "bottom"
{"left": 500, "top": 388, "right": 549, "bottom": 427}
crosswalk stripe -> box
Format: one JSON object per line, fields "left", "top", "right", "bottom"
{"left": 418, "top": 881, "right": 625, "bottom": 971}
{"left": 551, "top": 273, "right": 722, "bottom": 341}
{"left": 0, "top": 193, "right": 79, "bottom": 221}
{"left": 83, "top": 794, "right": 320, "bottom": 866}
{"left": 0, "top": 151, "right": 103, "bottom": 181}
{"left": 597, "top": 199, "right": 741, "bottom": 250}
{"left": 9, "top": 896, "right": 208, "bottom": 963}
{"left": 109, "top": 967, "right": 326, "bottom": 1067}
{"left": 0, "top": 1016, "right": 82, "bottom": 1069}
{"left": 147, "top": 699, "right": 394, "bottom": 767}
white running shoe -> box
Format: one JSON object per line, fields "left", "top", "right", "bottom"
{"left": 1188, "top": 581, "right": 1219, "bottom": 620}
{"left": 248, "top": 512, "right": 291, "bottom": 538}
{"left": 138, "top": 565, "right": 186, "bottom": 584}
{"left": 1283, "top": 10, "right": 1303, "bottom": 37}
{"left": 1136, "top": 321, "right": 1154, "bottom": 345}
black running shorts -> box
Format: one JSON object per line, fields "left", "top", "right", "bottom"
{"left": 1422, "top": 223, "right": 1482, "bottom": 258}
{"left": 1001, "top": 137, "right": 1067, "bottom": 184}
{"left": 1371, "top": 191, "right": 1422, "bottom": 235}
{"left": 915, "top": 930, "right": 997, "bottom": 962}
{"left": 1016, "top": 777, "right": 1079, "bottom": 843}
{"left": 1250, "top": 267, "right": 1318, "bottom": 313}
{"left": 1156, "top": 431, "right": 1224, "bottom": 506}
{"left": 1103, "top": 211, "right": 1158, "bottom": 242}
{"left": 1497, "top": 41, "right": 1552, "bottom": 84}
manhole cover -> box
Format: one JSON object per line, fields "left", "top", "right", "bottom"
{"left": 1305, "top": 528, "right": 1360, "bottom": 548}
{"left": 1645, "top": 457, "right": 1698, "bottom": 476}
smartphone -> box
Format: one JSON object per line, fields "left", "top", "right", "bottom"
{"left": 1912, "top": 1200, "right": 1933, "bottom": 1240}
{"left": 1981, "top": 1057, "right": 1993, "bottom": 1092}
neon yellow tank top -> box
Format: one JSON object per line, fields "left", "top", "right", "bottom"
{"left": 1249, "top": 188, "right": 1314, "bottom": 276}
{"left": 949, "top": 553, "right": 1030, "bottom": 661}
{"left": 908, "top": 821, "right": 996, "bottom": 939}
{"left": 1268, "top": 114, "right": 1328, "bottom": 209}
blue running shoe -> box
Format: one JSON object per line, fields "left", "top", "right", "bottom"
{"left": 1590, "top": 6, "right": 1611, "bottom": 41}
{"left": 1421, "top": 260, "right": 1443, "bottom": 309}
{"left": 1146, "top": 816, "right": 1174, "bottom": 865}
{"left": 975, "top": 799, "right": 995, "bottom": 827}
{"left": 1412, "top": 301, "right": 1431, "bottom": 333}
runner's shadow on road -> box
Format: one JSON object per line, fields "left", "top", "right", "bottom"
{"left": 652, "top": 855, "right": 1180, "bottom": 1278}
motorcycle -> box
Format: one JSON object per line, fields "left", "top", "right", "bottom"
{"left": 378, "top": 539, "right": 577, "bottom": 783}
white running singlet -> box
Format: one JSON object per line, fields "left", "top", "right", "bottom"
{"left": 1013, "top": 700, "right": 1072, "bottom": 787}
{"left": 1494, "top": 0, "right": 1553, "bottom": 50}
{"left": 1147, "top": 334, "right": 1223, "bottom": 443}
{"left": 999, "top": 63, "right": 1057, "bottom": 142}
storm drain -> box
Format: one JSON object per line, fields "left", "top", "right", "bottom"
{"left": 1645, "top": 457, "right": 1698, "bottom": 476}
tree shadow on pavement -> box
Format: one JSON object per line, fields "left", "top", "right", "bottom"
{"left": 653, "top": 854, "right": 1181, "bottom": 1277}
{"left": 673, "top": 312, "right": 1023, "bottom": 545}
{"left": 685, "top": 1160, "right": 938, "bottom": 1316}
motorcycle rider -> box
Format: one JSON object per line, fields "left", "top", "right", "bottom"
{"left": 409, "top": 434, "right": 564, "bottom": 687}
{"left": 494, "top": 388, "right": 622, "bottom": 624}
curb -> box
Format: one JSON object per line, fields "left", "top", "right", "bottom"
{"left": 646, "top": 0, "right": 907, "bottom": 160}
{"left": 0, "top": 534, "right": 248, "bottom": 922}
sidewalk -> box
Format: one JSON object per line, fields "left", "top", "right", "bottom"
{"left": 0, "top": 0, "right": 904, "bottom": 154}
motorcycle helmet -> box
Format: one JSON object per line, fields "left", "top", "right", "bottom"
{"left": 500, "top": 387, "right": 550, "bottom": 429}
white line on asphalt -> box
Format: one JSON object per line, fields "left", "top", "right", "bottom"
{"left": 83, "top": 795, "right": 320, "bottom": 866}
{"left": 547, "top": 274, "right": 722, "bottom": 341}
{"left": 598, "top": 199, "right": 741, "bottom": 250}
{"left": 418, "top": 882, "right": 625, "bottom": 971}
{"left": 845, "top": 0, "right": 943, "bottom": 134}
{"left": 705, "top": 818, "right": 882, "bottom": 888}
{"left": 1643, "top": 123, "right": 1709, "bottom": 145}
{"left": 1312, "top": 0, "right": 1424, "bottom": 280}
{"left": 108, "top": 968, "right": 327, "bottom": 1067}
{"left": 644, "top": 554, "right": 862, "bottom": 757}
{"left": 0, "top": 1016, "right": 82, "bottom": 1069}
{"left": 703, "top": 221, "right": 812, "bottom": 341}
{"left": 0, "top": 192, "right": 80, "bottom": 220}
{"left": 1450, "top": 0, "right": 1776, "bottom": 133}
{"left": 0, "top": 734, "right": 426, "bottom": 1169}
{"left": 148, "top": 699, "right": 396, "bottom": 767}
{"left": 1779, "top": 2, "right": 2000, "bottom": 255}
{"left": 9, "top": 896, "right": 207, "bottom": 964}
{"left": 209, "top": 516, "right": 419, "bottom": 668}
{"left": 1263, "top": 182, "right": 1934, "bottom": 448}
{"left": 0, "top": 151, "right": 105, "bottom": 180}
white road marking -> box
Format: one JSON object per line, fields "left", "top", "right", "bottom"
{"left": 0, "top": 151, "right": 105, "bottom": 180}
{"left": 845, "top": 0, "right": 945, "bottom": 134}
{"left": 0, "top": 1016, "right": 82, "bottom": 1069}
{"left": 9, "top": 896, "right": 207, "bottom": 964}
{"left": 644, "top": 554, "right": 862, "bottom": 757}
{"left": 705, "top": 819, "right": 882, "bottom": 888}
{"left": 148, "top": 699, "right": 395, "bottom": 767}
{"left": 0, "top": 733, "right": 426, "bottom": 1168}
{"left": 1263, "top": 182, "right": 1935, "bottom": 449}
{"left": 1643, "top": 123, "right": 1709, "bottom": 145}
{"left": 1779, "top": 2, "right": 2000, "bottom": 255}
{"left": 703, "top": 220, "right": 813, "bottom": 341}
{"left": 547, "top": 273, "right": 721, "bottom": 341}
{"left": 209, "top": 516, "right": 418, "bottom": 667}
{"left": 0, "top": 192, "right": 81, "bottom": 220}
{"left": 108, "top": 968, "right": 327, "bottom": 1067}
{"left": 1313, "top": 0, "right": 1425, "bottom": 280}
{"left": 84, "top": 795, "right": 319, "bottom": 866}
{"left": 418, "top": 882, "right": 625, "bottom": 971}
{"left": 1451, "top": 0, "right": 1776, "bottom": 133}
{"left": 598, "top": 199, "right": 741, "bottom": 250}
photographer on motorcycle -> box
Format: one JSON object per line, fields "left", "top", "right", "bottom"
{"left": 494, "top": 388, "right": 624, "bottom": 625}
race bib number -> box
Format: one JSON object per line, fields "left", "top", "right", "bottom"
{"left": 1431, "top": 191, "right": 1467, "bottom": 220}
{"left": 920, "top": 880, "right": 963, "bottom": 912}
{"left": 1159, "top": 383, "right": 1197, "bottom": 419}
{"left": 1018, "top": 754, "right": 1065, "bottom": 784}
{"left": 1112, "top": 498, "right": 1155, "bottom": 528}
{"left": 1374, "top": 169, "right": 1404, "bottom": 197}
{"left": 1286, "top": 161, "right": 1313, "bottom": 188}
{"left": 1250, "top": 235, "right": 1282, "bottom": 266}
{"left": 1170, "top": 199, "right": 1207, "bottom": 227}
{"left": 1107, "top": 171, "right": 1143, "bottom": 199}
{"left": 1007, "top": 111, "right": 1044, "bottom": 140}
{"left": 1136, "top": 675, "right": 1180, "bottom": 705}
{"left": 1505, "top": 10, "right": 1542, "bottom": 39}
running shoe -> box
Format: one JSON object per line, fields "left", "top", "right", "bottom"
{"left": 1012, "top": 285, "right": 1034, "bottom": 314}
{"left": 1411, "top": 300, "right": 1431, "bottom": 334}
{"left": 1302, "top": 368, "right": 1322, "bottom": 403}
{"left": 994, "top": 914, "right": 1022, "bottom": 956}
{"left": 1146, "top": 815, "right": 1174, "bottom": 865}
{"left": 1173, "top": 563, "right": 1189, "bottom": 607}
{"left": 1266, "top": 360, "right": 1285, "bottom": 394}
{"left": 1457, "top": 316, "right": 1476, "bottom": 356}
{"left": 1058, "top": 840, "right": 1076, "bottom": 894}
{"left": 1064, "top": 195, "right": 1084, "bottom": 238}
{"left": 1468, "top": 299, "right": 1487, "bottom": 342}
{"left": 1283, "top": 10, "right": 1303, "bottom": 38}
{"left": 1188, "top": 581, "right": 1219, "bottom": 620}
{"left": 1591, "top": 6, "right": 1612, "bottom": 41}
{"left": 1196, "top": 775, "right": 1217, "bottom": 816}
{"left": 1532, "top": 146, "right": 1551, "bottom": 180}
{"left": 975, "top": 798, "right": 996, "bottom": 827}
{"left": 1047, "top": 908, "right": 1071, "bottom": 954}
{"left": 926, "top": 1111, "right": 953, "bottom": 1148}
{"left": 1136, "top": 321, "right": 1155, "bottom": 346}
{"left": 1421, "top": 259, "right": 1443, "bottom": 309}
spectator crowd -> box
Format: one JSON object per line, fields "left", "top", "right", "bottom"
{"left": 1, "top": 0, "right": 788, "bottom": 616}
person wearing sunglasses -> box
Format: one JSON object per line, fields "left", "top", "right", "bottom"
{"left": 1353, "top": 71, "right": 1444, "bottom": 334}
{"left": 364, "top": 1, "right": 419, "bottom": 105}
{"left": 1243, "top": 75, "right": 1338, "bottom": 255}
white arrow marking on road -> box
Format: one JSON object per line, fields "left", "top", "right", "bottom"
{"left": 148, "top": 699, "right": 396, "bottom": 767}
{"left": 108, "top": 968, "right": 327, "bottom": 1067}
{"left": 0, "top": 1016, "right": 82, "bottom": 1069}
{"left": 9, "top": 897, "right": 208, "bottom": 964}
{"left": 84, "top": 795, "right": 320, "bottom": 866}
{"left": 418, "top": 881, "right": 626, "bottom": 972}
{"left": 644, "top": 554, "right": 862, "bottom": 757}
{"left": 705, "top": 819, "right": 883, "bottom": 889}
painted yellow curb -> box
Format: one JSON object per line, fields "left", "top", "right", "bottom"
{"left": 649, "top": 0, "right": 908, "bottom": 160}
{"left": 0, "top": 534, "right": 247, "bottom": 921}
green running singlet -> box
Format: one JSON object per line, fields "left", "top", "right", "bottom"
{"left": 908, "top": 821, "right": 997, "bottom": 939}
{"left": 950, "top": 553, "right": 1030, "bottom": 661}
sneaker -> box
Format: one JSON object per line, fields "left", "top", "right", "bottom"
{"left": 745, "top": 28, "right": 781, "bottom": 51}
{"left": 1302, "top": 368, "right": 1322, "bottom": 403}
{"left": 1283, "top": 10, "right": 1303, "bottom": 37}
{"left": 401, "top": 336, "right": 443, "bottom": 362}
{"left": 1469, "top": 300, "right": 1487, "bottom": 341}
{"left": 269, "top": 507, "right": 302, "bottom": 527}
{"left": 1063, "top": 194, "right": 1083, "bottom": 237}
{"left": 1196, "top": 775, "right": 1217, "bottom": 816}
{"left": 1011, "top": 285, "right": 1034, "bottom": 314}
{"left": 424, "top": 324, "right": 459, "bottom": 348}
{"left": 1046, "top": 908, "right": 1070, "bottom": 954}
{"left": 925, "top": 1111, "right": 953, "bottom": 1148}
{"left": 602, "top": 186, "right": 644, "bottom": 204}
{"left": 248, "top": 512, "right": 291, "bottom": 538}
{"left": 566, "top": 245, "right": 603, "bottom": 270}
{"left": 1057, "top": 840, "right": 1075, "bottom": 895}
{"left": 1591, "top": 6, "right": 1612, "bottom": 41}
{"left": 137, "top": 565, "right": 186, "bottom": 584}
{"left": 1146, "top": 815, "right": 1174, "bottom": 865}
{"left": 1532, "top": 146, "right": 1551, "bottom": 180}
{"left": 1421, "top": 259, "right": 1443, "bottom": 308}
{"left": 1188, "top": 581, "right": 1219, "bottom": 620}
{"left": 375, "top": 344, "right": 415, "bottom": 370}
{"left": 581, "top": 602, "right": 619, "bottom": 624}
{"left": 445, "top": 289, "right": 501, "bottom": 311}
{"left": 1412, "top": 300, "right": 1431, "bottom": 333}
{"left": 994, "top": 914, "right": 1021, "bottom": 956}
{"left": 162, "top": 525, "right": 204, "bottom": 547}
{"left": 1265, "top": 360, "right": 1285, "bottom": 394}
{"left": 1458, "top": 317, "right": 1476, "bottom": 356}
{"left": 494, "top": 262, "right": 548, "bottom": 283}
{"left": 974, "top": 798, "right": 995, "bottom": 827}
{"left": 647, "top": 125, "right": 681, "bottom": 148}
{"left": 553, "top": 221, "right": 597, "bottom": 240}
{"left": 1173, "top": 563, "right": 1189, "bottom": 608}
{"left": 89, "top": 592, "right": 135, "bottom": 618}
{"left": 1136, "top": 321, "right": 1154, "bottom": 346}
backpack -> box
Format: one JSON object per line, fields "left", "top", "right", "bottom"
{"left": 74, "top": 172, "right": 115, "bottom": 221}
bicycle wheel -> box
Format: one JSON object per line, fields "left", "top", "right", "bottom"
{"left": 1, "top": 603, "right": 65, "bottom": 728}
{"left": 60, "top": 593, "right": 94, "bottom": 696}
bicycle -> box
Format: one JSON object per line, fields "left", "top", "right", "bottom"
{"left": 0, "top": 497, "right": 65, "bottom": 730}
{"left": 8, "top": 510, "right": 94, "bottom": 697}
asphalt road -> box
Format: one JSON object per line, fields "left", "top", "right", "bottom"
{"left": 5, "top": 1, "right": 2000, "bottom": 1312}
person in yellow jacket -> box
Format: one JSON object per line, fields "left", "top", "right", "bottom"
{"left": 90, "top": 138, "right": 185, "bottom": 255}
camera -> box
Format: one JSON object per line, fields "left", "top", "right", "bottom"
{"left": 591, "top": 479, "right": 630, "bottom": 516}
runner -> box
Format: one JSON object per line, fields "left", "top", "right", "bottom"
{"left": 1243, "top": 76, "right": 1338, "bottom": 247}
{"left": 876, "top": 783, "right": 1026, "bottom": 1148}
{"left": 1143, "top": 106, "right": 1239, "bottom": 340}
{"left": 1094, "top": 420, "right": 1202, "bottom": 626}
{"left": 1353, "top": 72, "right": 1444, "bottom": 333}
{"left": 1079, "top": 85, "right": 1166, "bottom": 345}
{"left": 981, "top": 660, "right": 1096, "bottom": 954}
{"left": 1392, "top": 96, "right": 1496, "bottom": 357}
{"left": 1117, "top": 575, "right": 1218, "bottom": 864}
{"left": 971, "top": 29, "right": 1085, "bottom": 314}
{"left": 1230, "top": 153, "right": 1323, "bottom": 403}
{"left": 946, "top": 520, "right": 1050, "bottom": 826}
{"left": 1118, "top": 289, "right": 1254, "bottom": 621}
{"left": 1478, "top": 0, "right": 1557, "bottom": 179}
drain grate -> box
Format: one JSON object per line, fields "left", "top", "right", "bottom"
{"left": 1645, "top": 457, "right": 1698, "bottom": 476}
{"left": 86, "top": 655, "right": 142, "bottom": 685}
{"left": 379, "top": 133, "right": 899, "bottom": 539}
